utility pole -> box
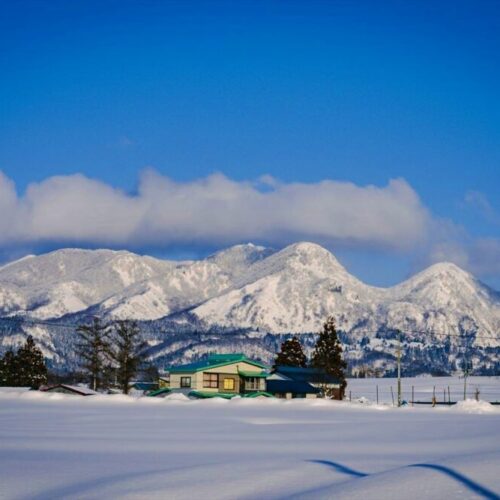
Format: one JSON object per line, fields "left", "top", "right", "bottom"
{"left": 462, "top": 334, "right": 471, "bottom": 401}
{"left": 463, "top": 361, "right": 469, "bottom": 401}
{"left": 397, "top": 330, "right": 402, "bottom": 407}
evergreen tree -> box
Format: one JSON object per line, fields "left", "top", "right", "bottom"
{"left": 311, "top": 316, "right": 347, "bottom": 398}
{"left": 15, "top": 336, "right": 48, "bottom": 388}
{"left": 76, "top": 317, "right": 112, "bottom": 391}
{"left": 0, "top": 338, "right": 47, "bottom": 388}
{"left": 0, "top": 350, "right": 18, "bottom": 386}
{"left": 273, "top": 336, "right": 307, "bottom": 369}
{"left": 110, "top": 320, "right": 146, "bottom": 394}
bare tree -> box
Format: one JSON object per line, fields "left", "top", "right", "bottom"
{"left": 76, "top": 317, "right": 112, "bottom": 391}
{"left": 110, "top": 320, "right": 147, "bottom": 394}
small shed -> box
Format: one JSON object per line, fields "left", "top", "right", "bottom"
{"left": 266, "top": 379, "right": 320, "bottom": 399}
{"left": 269, "top": 366, "right": 342, "bottom": 399}
{"left": 40, "top": 384, "right": 97, "bottom": 396}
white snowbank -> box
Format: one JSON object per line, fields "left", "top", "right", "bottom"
{"left": 163, "top": 392, "right": 190, "bottom": 402}
{"left": 452, "top": 399, "right": 498, "bottom": 414}
{"left": 0, "top": 386, "right": 31, "bottom": 394}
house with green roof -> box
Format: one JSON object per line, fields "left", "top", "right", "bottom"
{"left": 167, "top": 353, "right": 269, "bottom": 397}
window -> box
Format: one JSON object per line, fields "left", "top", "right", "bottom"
{"left": 223, "top": 378, "right": 235, "bottom": 391}
{"left": 245, "top": 377, "right": 261, "bottom": 391}
{"left": 203, "top": 373, "right": 219, "bottom": 388}
{"left": 180, "top": 377, "right": 191, "bottom": 388}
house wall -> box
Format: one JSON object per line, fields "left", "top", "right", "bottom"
{"left": 204, "top": 362, "right": 263, "bottom": 374}
{"left": 169, "top": 372, "right": 196, "bottom": 389}
{"left": 170, "top": 361, "right": 265, "bottom": 391}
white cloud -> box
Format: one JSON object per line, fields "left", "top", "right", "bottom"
{"left": 0, "top": 169, "right": 431, "bottom": 251}
{"left": 468, "top": 238, "right": 500, "bottom": 278}
{"left": 464, "top": 190, "right": 500, "bottom": 226}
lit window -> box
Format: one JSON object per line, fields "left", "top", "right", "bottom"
{"left": 223, "top": 378, "right": 235, "bottom": 390}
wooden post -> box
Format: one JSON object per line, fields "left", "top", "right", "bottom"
{"left": 349, "top": 391, "right": 352, "bottom": 402}
{"left": 390, "top": 386, "right": 395, "bottom": 406}
{"left": 376, "top": 385, "right": 379, "bottom": 405}
{"left": 443, "top": 388, "right": 446, "bottom": 403}
{"left": 412, "top": 385, "right": 414, "bottom": 406}
{"left": 448, "top": 386, "right": 451, "bottom": 404}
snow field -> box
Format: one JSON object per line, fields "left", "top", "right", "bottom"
{"left": 0, "top": 388, "right": 499, "bottom": 499}
{"left": 346, "top": 376, "right": 500, "bottom": 404}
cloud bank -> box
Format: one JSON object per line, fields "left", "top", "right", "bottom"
{"left": 0, "top": 170, "right": 431, "bottom": 252}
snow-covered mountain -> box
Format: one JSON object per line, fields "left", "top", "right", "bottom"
{"left": 0, "top": 244, "right": 272, "bottom": 321}
{"left": 190, "top": 244, "right": 500, "bottom": 345}
{"left": 191, "top": 242, "right": 381, "bottom": 334}
{"left": 0, "top": 242, "right": 499, "bottom": 373}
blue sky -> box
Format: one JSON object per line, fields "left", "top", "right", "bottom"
{"left": 0, "top": 0, "right": 499, "bottom": 288}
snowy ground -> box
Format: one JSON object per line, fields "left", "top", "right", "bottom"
{"left": 346, "top": 376, "right": 500, "bottom": 404}
{"left": 1, "top": 388, "right": 499, "bottom": 499}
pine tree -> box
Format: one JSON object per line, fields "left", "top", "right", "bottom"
{"left": 15, "top": 336, "right": 48, "bottom": 388}
{"left": 311, "top": 316, "right": 347, "bottom": 398}
{"left": 110, "top": 320, "right": 146, "bottom": 394}
{"left": 0, "top": 338, "right": 47, "bottom": 389}
{"left": 273, "top": 336, "right": 307, "bottom": 369}
{"left": 0, "top": 350, "right": 18, "bottom": 386}
{"left": 76, "top": 317, "right": 112, "bottom": 391}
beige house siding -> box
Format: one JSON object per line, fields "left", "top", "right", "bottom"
{"left": 204, "top": 361, "right": 263, "bottom": 374}
{"left": 169, "top": 373, "right": 196, "bottom": 389}
{"left": 169, "top": 361, "right": 266, "bottom": 391}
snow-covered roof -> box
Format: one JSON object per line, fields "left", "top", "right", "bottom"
{"left": 41, "top": 384, "right": 97, "bottom": 396}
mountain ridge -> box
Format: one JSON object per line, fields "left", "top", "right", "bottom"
{"left": 0, "top": 242, "right": 498, "bottom": 373}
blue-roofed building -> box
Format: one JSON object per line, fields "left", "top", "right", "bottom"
{"left": 167, "top": 353, "right": 269, "bottom": 397}
{"left": 266, "top": 379, "right": 321, "bottom": 398}
{"left": 267, "top": 366, "right": 342, "bottom": 399}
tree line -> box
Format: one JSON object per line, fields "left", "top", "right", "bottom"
{"left": 273, "top": 316, "right": 347, "bottom": 397}
{"left": 0, "top": 318, "right": 149, "bottom": 394}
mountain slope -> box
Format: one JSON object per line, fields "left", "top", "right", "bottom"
{"left": 191, "top": 242, "right": 382, "bottom": 333}
{"left": 0, "top": 249, "right": 175, "bottom": 319}
{"left": 189, "top": 245, "right": 500, "bottom": 346}
{"left": 0, "top": 244, "right": 275, "bottom": 321}
{"left": 0, "top": 242, "right": 499, "bottom": 373}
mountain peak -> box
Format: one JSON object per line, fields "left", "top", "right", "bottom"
{"left": 207, "top": 243, "right": 275, "bottom": 279}
{"left": 275, "top": 242, "right": 345, "bottom": 271}
{"left": 403, "top": 261, "right": 473, "bottom": 286}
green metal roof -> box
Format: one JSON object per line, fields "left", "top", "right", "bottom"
{"left": 242, "top": 391, "right": 274, "bottom": 398}
{"left": 168, "top": 353, "right": 268, "bottom": 374}
{"left": 238, "top": 370, "right": 269, "bottom": 378}
{"left": 188, "top": 390, "right": 237, "bottom": 399}
{"left": 147, "top": 387, "right": 172, "bottom": 397}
